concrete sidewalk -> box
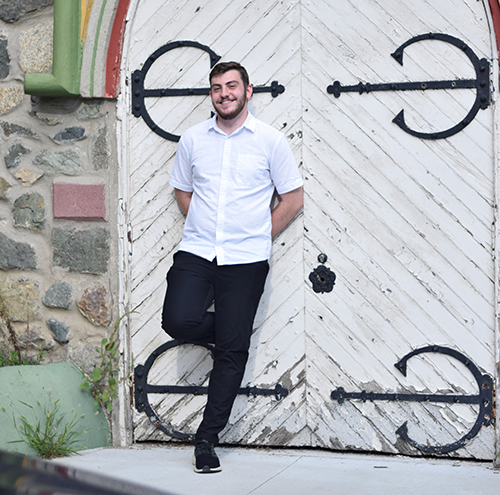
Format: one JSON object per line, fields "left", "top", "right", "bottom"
{"left": 58, "top": 444, "right": 499, "bottom": 495}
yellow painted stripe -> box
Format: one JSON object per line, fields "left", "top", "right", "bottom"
{"left": 81, "top": 0, "right": 95, "bottom": 41}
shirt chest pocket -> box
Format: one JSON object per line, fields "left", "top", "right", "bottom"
{"left": 236, "top": 154, "right": 269, "bottom": 188}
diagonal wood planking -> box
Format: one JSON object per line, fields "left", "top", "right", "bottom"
{"left": 302, "top": 0, "right": 495, "bottom": 458}
{"left": 127, "top": 0, "right": 305, "bottom": 443}
{"left": 125, "top": 0, "right": 496, "bottom": 458}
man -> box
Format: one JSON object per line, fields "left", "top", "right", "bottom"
{"left": 162, "top": 61, "right": 303, "bottom": 473}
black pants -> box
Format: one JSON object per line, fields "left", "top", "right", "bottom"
{"left": 162, "top": 251, "right": 269, "bottom": 445}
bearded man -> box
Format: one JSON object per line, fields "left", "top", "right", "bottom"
{"left": 162, "top": 61, "right": 303, "bottom": 473}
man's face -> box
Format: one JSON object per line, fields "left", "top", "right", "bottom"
{"left": 210, "top": 69, "right": 252, "bottom": 121}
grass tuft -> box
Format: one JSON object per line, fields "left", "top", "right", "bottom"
{"left": 13, "top": 399, "right": 83, "bottom": 459}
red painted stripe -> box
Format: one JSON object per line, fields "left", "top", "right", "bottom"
{"left": 105, "top": 0, "right": 131, "bottom": 98}
{"left": 489, "top": 0, "right": 500, "bottom": 72}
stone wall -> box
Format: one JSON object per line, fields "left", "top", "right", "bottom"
{"left": 0, "top": 2, "right": 119, "bottom": 371}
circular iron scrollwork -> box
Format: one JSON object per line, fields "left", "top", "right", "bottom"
{"left": 134, "top": 340, "right": 214, "bottom": 441}
{"left": 134, "top": 339, "right": 289, "bottom": 441}
{"left": 132, "top": 40, "right": 285, "bottom": 142}
{"left": 327, "top": 32, "right": 491, "bottom": 140}
{"left": 330, "top": 345, "right": 494, "bottom": 454}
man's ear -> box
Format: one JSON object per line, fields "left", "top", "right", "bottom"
{"left": 246, "top": 84, "right": 253, "bottom": 99}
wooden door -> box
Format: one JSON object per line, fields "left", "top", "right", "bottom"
{"left": 125, "top": 0, "right": 305, "bottom": 445}
{"left": 122, "top": 0, "right": 497, "bottom": 459}
{"left": 302, "top": 0, "right": 496, "bottom": 459}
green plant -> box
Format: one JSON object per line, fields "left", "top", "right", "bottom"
{"left": 0, "top": 332, "right": 45, "bottom": 367}
{"left": 12, "top": 399, "right": 83, "bottom": 459}
{"left": 80, "top": 312, "right": 134, "bottom": 412}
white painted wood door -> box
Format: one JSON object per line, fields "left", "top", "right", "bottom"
{"left": 125, "top": 0, "right": 305, "bottom": 446}
{"left": 123, "top": 0, "right": 497, "bottom": 459}
{"left": 302, "top": 0, "right": 496, "bottom": 459}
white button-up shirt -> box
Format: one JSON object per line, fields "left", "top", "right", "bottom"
{"left": 169, "top": 113, "right": 303, "bottom": 265}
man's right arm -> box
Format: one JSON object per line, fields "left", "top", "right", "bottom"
{"left": 174, "top": 188, "right": 193, "bottom": 216}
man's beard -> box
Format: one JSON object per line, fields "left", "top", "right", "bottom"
{"left": 213, "top": 94, "right": 247, "bottom": 121}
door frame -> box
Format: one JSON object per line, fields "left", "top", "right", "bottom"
{"left": 114, "top": 0, "right": 500, "bottom": 458}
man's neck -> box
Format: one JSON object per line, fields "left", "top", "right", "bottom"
{"left": 216, "top": 108, "right": 249, "bottom": 135}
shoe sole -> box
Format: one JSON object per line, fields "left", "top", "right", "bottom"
{"left": 192, "top": 454, "right": 222, "bottom": 473}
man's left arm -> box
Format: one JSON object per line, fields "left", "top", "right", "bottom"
{"left": 271, "top": 186, "right": 304, "bottom": 238}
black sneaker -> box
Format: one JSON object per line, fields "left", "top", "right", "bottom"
{"left": 193, "top": 439, "right": 222, "bottom": 473}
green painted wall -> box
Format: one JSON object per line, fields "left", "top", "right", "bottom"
{"left": 24, "top": 0, "right": 82, "bottom": 96}
{"left": 0, "top": 363, "right": 111, "bottom": 456}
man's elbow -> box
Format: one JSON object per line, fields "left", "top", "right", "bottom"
{"left": 293, "top": 187, "right": 304, "bottom": 215}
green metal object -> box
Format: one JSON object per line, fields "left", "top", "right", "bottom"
{"left": 0, "top": 363, "right": 111, "bottom": 455}
{"left": 24, "top": 0, "right": 82, "bottom": 97}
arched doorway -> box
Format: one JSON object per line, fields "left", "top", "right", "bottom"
{"left": 118, "top": 0, "right": 498, "bottom": 459}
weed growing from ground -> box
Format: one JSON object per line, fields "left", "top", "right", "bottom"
{"left": 81, "top": 312, "right": 134, "bottom": 412}
{"left": 12, "top": 399, "right": 83, "bottom": 459}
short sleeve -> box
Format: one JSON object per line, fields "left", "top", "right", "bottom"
{"left": 169, "top": 133, "right": 194, "bottom": 192}
{"left": 270, "top": 134, "right": 303, "bottom": 194}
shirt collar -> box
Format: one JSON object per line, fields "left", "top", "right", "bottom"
{"left": 209, "top": 112, "right": 256, "bottom": 135}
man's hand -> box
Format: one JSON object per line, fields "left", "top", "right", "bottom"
{"left": 271, "top": 187, "right": 304, "bottom": 238}
{"left": 174, "top": 188, "right": 193, "bottom": 216}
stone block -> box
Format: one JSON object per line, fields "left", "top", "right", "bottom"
{"left": 77, "top": 101, "right": 107, "bottom": 120}
{"left": 33, "top": 149, "right": 83, "bottom": 176}
{"left": 53, "top": 182, "right": 106, "bottom": 220}
{"left": 17, "top": 330, "right": 45, "bottom": 350}
{"left": 52, "top": 227, "right": 109, "bottom": 274}
{"left": 0, "top": 0, "right": 54, "bottom": 23}
{"left": 5, "top": 143, "right": 31, "bottom": 168}
{"left": 14, "top": 168, "right": 43, "bottom": 186}
{"left": 29, "top": 110, "right": 62, "bottom": 126}
{"left": 47, "top": 317, "right": 69, "bottom": 344}
{"left": 43, "top": 281, "right": 72, "bottom": 309}
{"left": 78, "top": 285, "right": 110, "bottom": 326}
{"left": 0, "top": 121, "right": 38, "bottom": 138}
{"left": 92, "top": 125, "right": 110, "bottom": 170}
{"left": 13, "top": 192, "right": 45, "bottom": 229}
{"left": 0, "top": 176, "right": 10, "bottom": 198}
{"left": 0, "top": 278, "right": 40, "bottom": 322}
{"left": 31, "top": 96, "right": 81, "bottom": 114}
{"left": 0, "top": 87, "right": 24, "bottom": 115}
{"left": 0, "top": 35, "right": 10, "bottom": 79}
{"left": 19, "top": 20, "right": 53, "bottom": 73}
{"left": 0, "top": 232, "right": 36, "bottom": 270}
{"left": 52, "top": 126, "right": 86, "bottom": 144}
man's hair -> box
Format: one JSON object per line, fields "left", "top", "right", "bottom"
{"left": 209, "top": 62, "right": 250, "bottom": 88}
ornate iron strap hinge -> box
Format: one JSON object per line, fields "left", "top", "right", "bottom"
{"left": 331, "top": 345, "right": 494, "bottom": 454}
{"left": 132, "top": 40, "right": 285, "bottom": 142}
{"left": 134, "top": 339, "right": 289, "bottom": 441}
{"left": 327, "top": 33, "right": 490, "bottom": 139}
